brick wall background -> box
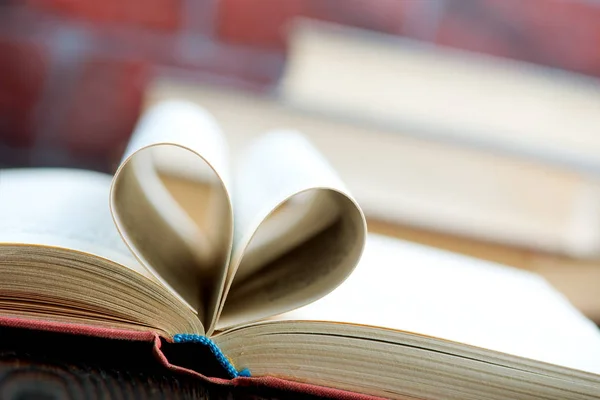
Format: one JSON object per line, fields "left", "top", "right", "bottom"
{"left": 1, "top": 0, "right": 599, "bottom": 172}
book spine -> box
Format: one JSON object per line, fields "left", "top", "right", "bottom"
{"left": 173, "top": 333, "right": 250, "bottom": 378}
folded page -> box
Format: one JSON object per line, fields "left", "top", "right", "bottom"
{"left": 110, "top": 101, "right": 233, "bottom": 327}
{"left": 216, "top": 131, "right": 366, "bottom": 331}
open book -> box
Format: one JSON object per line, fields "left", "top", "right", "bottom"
{"left": 1, "top": 101, "right": 600, "bottom": 399}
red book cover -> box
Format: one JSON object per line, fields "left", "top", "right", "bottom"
{"left": 0, "top": 316, "right": 384, "bottom": 400}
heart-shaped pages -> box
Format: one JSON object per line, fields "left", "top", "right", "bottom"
{"left": 110, "top": 101, "right": 366, "bottom": 334}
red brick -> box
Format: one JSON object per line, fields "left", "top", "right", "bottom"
{"left": 435, "top": 14, "right": 522, "bottom": 61}
{"left": 303, "top": 0, "right": 420, "bottom": 35}
{"left": 58, "top": 57, "right": 150, "bottom": 166}
{"left": 0, "top": 38, "right": 48, "bottom": 148}
{"left": 218, "top": 0, "right": 303, "bottom": 48}
{"left": 218, "top": 0, "right": 420, "bottom": 48}
{"left": 436, "top": 0, "right": 600, "bottom": 77}
{"left": 512, "top": 0, "right": 600, "bottom": 76}
{"left": 26, "top": 0, "right": 183, "bottom": 31}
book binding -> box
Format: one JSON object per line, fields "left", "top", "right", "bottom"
{"left": 0, "top": 316, "right": 383, "bottom": 400}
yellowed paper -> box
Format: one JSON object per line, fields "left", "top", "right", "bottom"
{"left": 279, "top": 234, "right": 600, "bottom": 373}
{"left": 0, "top": 168, "right": 203, "bottom": 336}
{"left": 216, "top": 131, "right": 366, "bottom": 330}
{"left": 110, "top": 101, "right": 234, "bottom": 325}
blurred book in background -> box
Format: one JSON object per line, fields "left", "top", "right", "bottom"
{"left": 280, "top": 20, "right": 600, "bottom": 259}
{"left": 282, "top": 20, "right": 600, "bottom": 171}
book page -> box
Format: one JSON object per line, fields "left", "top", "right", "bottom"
{"left": 110, "top": 101, "right": 233, "bottom": 327}
{"left": 0, "top": 168, "right": 204, "bottom": 336}
{"left": 0, "top": 169, "right": 144, "bottom": 275}
{"left": 279, "top": 234, "right": 600, "bottom": 374}
{"left": 215, "top": 131, "right": 366, "bottom": 331}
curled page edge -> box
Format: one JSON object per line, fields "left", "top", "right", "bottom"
{"left": 109, "top": 101, "right": 235, "bottom": 329}
{"left": 211, "top": 131, "right": 367, "bottom": 333}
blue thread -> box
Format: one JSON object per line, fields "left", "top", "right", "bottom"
{"left": 173, "top": 334, "right": 251, "bottom": 378}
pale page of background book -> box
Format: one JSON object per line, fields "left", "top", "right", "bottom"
{"left": 216, "top": 131, "right": 366, "bottom": 329}
{"left": 279, "top": 234, "right": 600, "bottom": 374}
{"left": 0, "top": 169, "right": 147, "bottom": 278}
{"left": 281, "top": 21, "right": 600, "bottom": 170}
